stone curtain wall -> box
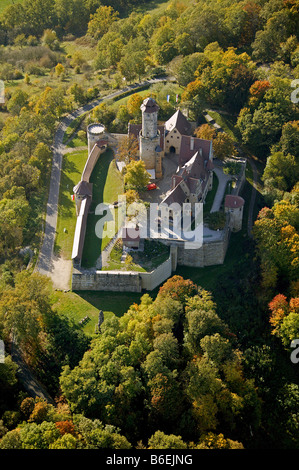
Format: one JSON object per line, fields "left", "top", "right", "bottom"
{"left": 72, "top": 255, "right": 173, "bottom": 292}
{"left": 140, "top": 256, "right": 172, "bottom": 290}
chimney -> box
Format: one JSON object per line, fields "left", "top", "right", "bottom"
{"left": 190, "top": 137, "right": 194, "bottom": 150}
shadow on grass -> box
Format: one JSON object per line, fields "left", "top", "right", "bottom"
{"left": 81, "top": 149, "right": 113, "bottom": 268}
{"left": 74, "top": 290, "right": 148, "bottom": 317}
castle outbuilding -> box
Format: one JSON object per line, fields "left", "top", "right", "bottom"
{"left": 224, "top": 195, "right": 245, "bottom": 232}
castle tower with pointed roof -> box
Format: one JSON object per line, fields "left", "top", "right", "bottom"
{"left": 139, "top": 97, "right": 163, "bottom": 179}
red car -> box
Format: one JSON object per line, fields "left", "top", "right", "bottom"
{"left": 147, "top": 183, "right": 157, "bottom": 190}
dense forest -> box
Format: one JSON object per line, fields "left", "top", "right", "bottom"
{"left": 0, "top": 0, "right": 298, "bottom": 450}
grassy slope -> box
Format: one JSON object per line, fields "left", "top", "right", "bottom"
{"left": 55, "top": 149, "right": 87, "bottom": 258}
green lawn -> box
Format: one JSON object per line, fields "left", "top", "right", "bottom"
{"left": 81, "top": 149, "right": 124, "bottom": 268}
{"left": 55, "top": 149, "right": 88, "bottom": 258}
{"left": 51, "top": 289, "right": 144, "bottom": 336}
{"left": 105, "top": 239, "right": 170, "bottom": 272}
{"left": 0, "top": 0, "right": 23, "bottom": 13}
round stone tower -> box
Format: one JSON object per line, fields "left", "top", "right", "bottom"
{"left": 224, "top": 195, "right": 245, "bottom": 232}
{"left": 87, "top": 123, "right": 106, "bottom": 156}
{"left": 139, "top": 98, "right": 160, "bottom": 171}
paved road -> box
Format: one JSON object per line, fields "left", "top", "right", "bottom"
{"left": 36, "top": 77, "right": 168, "bottom": 281}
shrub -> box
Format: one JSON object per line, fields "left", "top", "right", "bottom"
{"left": 205, "top": 211, "right": 226, "bottom": 230}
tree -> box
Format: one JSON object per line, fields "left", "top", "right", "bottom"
{"left": 262, "top": 151, "right": 299, "bottom": 202}
{"left": 7, "top": 90, "right": 29, "bottom": 116}
{"left": 91, "top": 103, "right": 115, "bottom": 129}
{"left": 0, "top": 356, "right": 18, "bottom": 417}
{"left": 196, "top": 432, "right": 244, "bottom": 449}
{"left": 126, "top": 94, "right": 143, "bottom": 119}
{"left": 148, "top": 431, "right": 187, "bottom": 449}
{"left": 0, "top": 272, "right": 53, "bottom": 363}
{"left": 31, "top": 142, "right": 52, "bottom": 173}
{"left": 248, "top": 80, "right": 271, "bottom": 109}
{"left": 195, "top": 124, "right": 217, "bottom": 141}
{"left": 279, "top": 121, "right": 299, "bottom": 157}
{"left": 117, "top": 135, "right": 139, "bottom": 164}
{"left": 184, "top": 306, "right": 227, "bottom": 355}
{"left": 124, "top": 160, "right": 150, "bottom": 192}
{"left": 42, "top": 29, "right": 59, "bottom": 50}
{"left": 253, "top": 196, "right": 299, "bottom": 292}
{"left": 118, "top": 51, "right": 147, "bottom": 82}
{"left": 87, "top": 5, "right": 119, "bottom": 40}
{"left": 158, "top": 275, "right": 197, "bottom": 304}
{"left": 67, "top": 83, "right": 86, "bottom": 105}
{"left": 268, "top": 294, "right": 299, "bottom": 347}
{"left": 55, "top": 0, "right": 90, "bottom": 36}
{"left": 0, "top": 195, "right": 30, "bottom": 254}
{"left": 213, "top": 133, "right": 235, "bottom": 160}
{"left": 55, "top": 63, "right": 65, "bottom": 78}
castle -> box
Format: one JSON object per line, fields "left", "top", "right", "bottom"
{"left": 71, "top": 96, "right": 246, "bottom": 291}
{"left": 128, "top": 98, "right": 215, "bottom": 209}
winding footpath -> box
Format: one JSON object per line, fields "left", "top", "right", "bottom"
{"left": 35, "top": 78, "right": 168, "bottom": 287}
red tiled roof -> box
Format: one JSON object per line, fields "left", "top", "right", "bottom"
{"left": 122, "top": 227, "right": 140, "bottom": 241}
{"left": 179, "top": 136, "right": 211, "bottom": 166}
{"left": 161, "top": 183, "right": 186, "bottom": 206}
{"left": 225, "top": 195, "right": 245, "bottom": 209}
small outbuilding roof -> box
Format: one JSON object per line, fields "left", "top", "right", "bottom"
{"left": 73, "top": 180, "right": 93, "bottom": 197}
{"left": 122, "top": 227, "right": 140, "bottom": 242}
{"left": 225, "top": 195, "right": 245, "bottom": 209}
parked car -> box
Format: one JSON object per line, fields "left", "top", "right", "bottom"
{"left": 147, "top": 183, "right": 157, "bottom": 190}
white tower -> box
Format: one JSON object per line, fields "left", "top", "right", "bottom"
{"left": 87, "top": 123, "right": 106, "bottom": 156}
